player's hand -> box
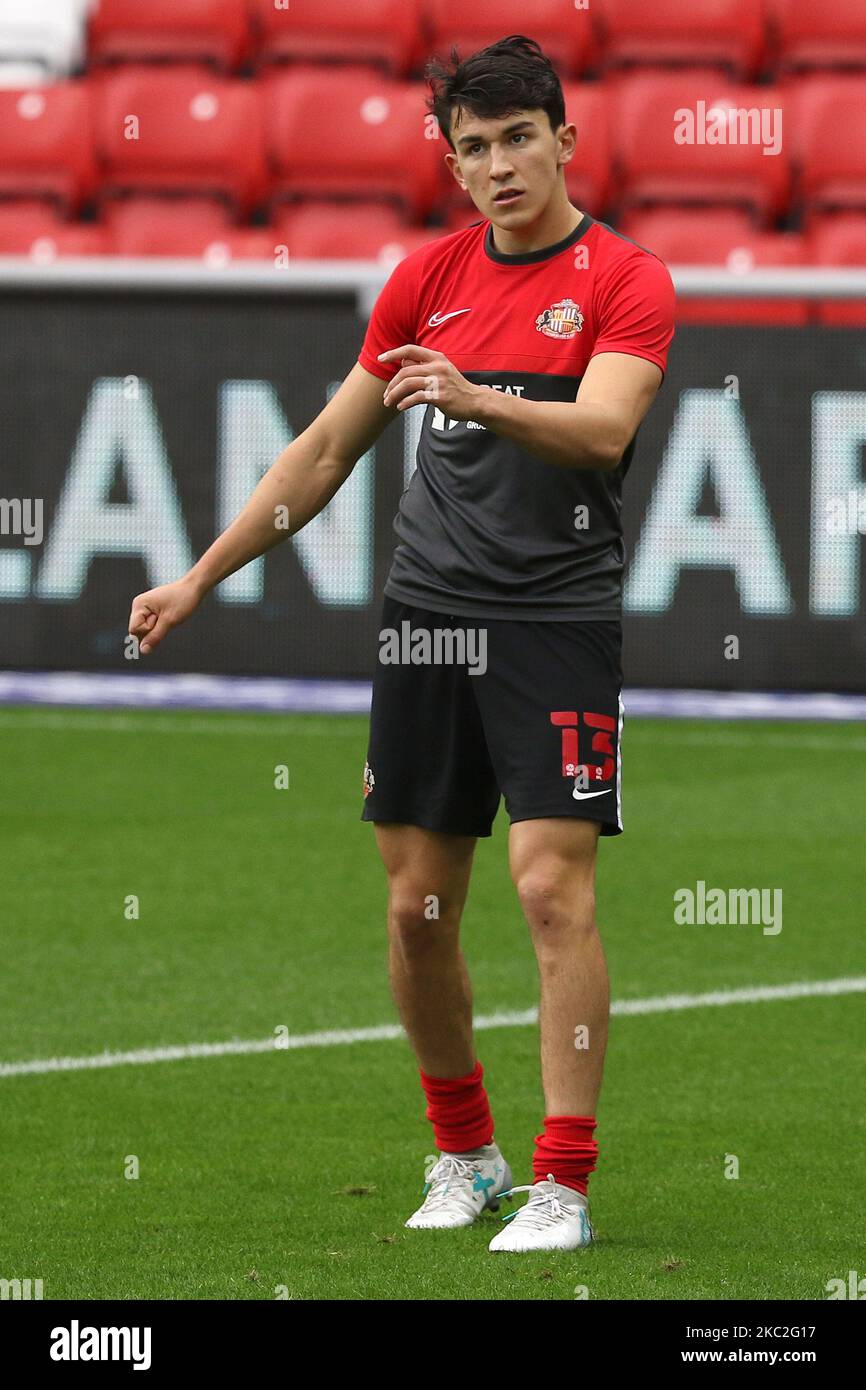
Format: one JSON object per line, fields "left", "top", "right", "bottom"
{"left": 128, "top": 576, "right": 203, "bottom": 655}
{"left": 379, "top": 345, "right": 482, "bottom": 420}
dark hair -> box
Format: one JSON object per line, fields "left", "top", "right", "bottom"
{"left": 426, "top": 34, "right": 566, "bottom": 151}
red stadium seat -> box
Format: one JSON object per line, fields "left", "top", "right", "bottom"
{"left": 0, "top": 201, "right": 107, "bottom": 256}
{"left": 108, "top": 215, "right": 275, "bottom": 260}
{"left": 772, "top": 0, "right": 866, "bottom": 75}
{"left": 561, "top": 82, "right": 611, "bottom": 216}
{"left": 619, "top": 205, "right": 757, "bottom": 244}
{"left": 441, "top": 188, "right": 485, "bottom": 227}
{"left": 88, "top": 0, "right": 250, "bottom": 73}
{"left": 613, "top": 71, "right": 790, "bottom": 224}
{"left": 273, "top": 200, "right": 442, "bottom": 261}
{"left": 6, "top": 226, "right": 108, "bottom": 259}
{"left": 101, "top": 195, "right": 233, "bottom": 248}
{"left": 0, "top": 199, "right": 63, "bottom": 233}
{"left": 424, "top": 0, "right": 595, "bottom": 79}
{"left": 624, "top": 209, "right": 808, "bottom": 324}
{"left": 0, "top": 82, "right": 95, "bottom": 211}
{"left": 249, "top": 0, "right": 419, "bottom": 77}
{"left": 597, "top": 0, "right": 767, "bottom": 79}
{"left": 808, "top": 213, "right": 866, "bottom": 326}
{"left": 444, "top": 205, "right": 486, "bottom": 232}
{"left": 95, "top": 70, "right": 267, "bottom": 214}
{"left": 791, "top": 76, "right": 866, "bottom": 216}
{"left": 263, "top": 69, "right": 441, "bottom": 218}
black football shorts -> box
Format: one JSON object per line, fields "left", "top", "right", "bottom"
{"left": 360, "top": 595, "right": 624, "bottom": 838}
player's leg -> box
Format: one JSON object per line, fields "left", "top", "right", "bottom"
{"left": 374, "top": 821, "right": 477, "bottom": 1078}
{"left": 361, "top": 598, "right": 510, "bottom": 1227}
{"left": 509, "top": 816, "right": 609, "bottom": 1120}
{"left": 486, "top": 816, "right": 606, "bottom": 1252}
{"left": 470, "top": 616, "right": 622, "bottom": 1251}
{"left": 372, "top": 822, "right": 513, "bottom": 1228}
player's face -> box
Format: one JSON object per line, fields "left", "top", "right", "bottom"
{"left": 445, "top": 108, "right": 574, "bottom": 225}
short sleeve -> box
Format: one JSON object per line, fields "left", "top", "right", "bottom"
{"left": 591, "top": 252, "right": 676, "bottom": 379}
{"left": 357, "top": 251, "right": 420, "bottom": 382}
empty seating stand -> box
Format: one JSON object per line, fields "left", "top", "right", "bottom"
{"left": 0, "top": 0, "right": 861, "bottom": 296}
{"left": 613, "top": 70, "right": 790, "bottom": 224}
{"left": 263, "top": 67, "right": 441, "bottom": 219}
{"left": 95, "top": 68, "right": 267, "bottom": 214}
{"left": 771, "top": 0, "right": 866, "bottom": 74}
{"left": 424, "top": 0, "right": 595, "bottom": 78}
{"left": 0, "top": 82, "right": 95, "bottom": 210}
{"left": 274, "top": 200, "right": 441, "bottom": 261}
{"left": 597, "top": 0, "right": 767, "bottom": 79}
{"left": 790, "top": 76, "right": 866, "bottom": 219}
{"left": 88, "top": 0, "right": 250, "bottom": 73}
{"left": 249, "top": 0, "right": 419, "bottom": 77}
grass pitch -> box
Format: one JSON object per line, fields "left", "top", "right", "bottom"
{"left": 0, "top": 706, "right": 863, "bottom": 1300}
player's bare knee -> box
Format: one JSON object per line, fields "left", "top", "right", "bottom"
{"left": 516, "top": 874, "right": 596, "bottom": 942}
{"left": 388, "top": 889, "right": 459, "bottom": 949}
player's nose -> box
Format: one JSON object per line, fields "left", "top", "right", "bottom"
{"left": 489, "top": 147, "right": 516, "bottom": 179}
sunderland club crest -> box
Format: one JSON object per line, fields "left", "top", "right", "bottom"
{"left": 535, "top": 297, "right": 584, "bottom": 339}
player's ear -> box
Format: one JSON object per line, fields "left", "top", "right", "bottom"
{"left": 557, "top": 122, "right": 577, "bottom": 168}
{"left": 443, "top": 151, "right": 466, "bottom": 191}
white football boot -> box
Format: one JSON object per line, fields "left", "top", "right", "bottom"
{"left": 404, "top": 1143, "right": 513, "bottom": 1230}
{"left": 488, "top": 1172, "right": 594, "bottom": 1252}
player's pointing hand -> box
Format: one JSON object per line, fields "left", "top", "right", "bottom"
{"left": 379, "top": 345, "right": 482, "bottom": 420}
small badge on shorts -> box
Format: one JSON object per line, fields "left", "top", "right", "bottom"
{"left": 363, "top": 760, "right": 375, "bottom": 798}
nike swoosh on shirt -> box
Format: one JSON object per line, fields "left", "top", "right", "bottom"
{"left": 428, "top": 309, "right": 473, "bottom": 327}
{"left": 572, "top": 787, "right": 612, "bottom": 801}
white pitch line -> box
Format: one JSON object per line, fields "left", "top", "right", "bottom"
{"left": 1, "top": 977, "right": 863, "bottom": 1081}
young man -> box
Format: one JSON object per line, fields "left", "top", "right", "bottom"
{"left": 128, "top": 35, "right": 675, "bottom": 1253}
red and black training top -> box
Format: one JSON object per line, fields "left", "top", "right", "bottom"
{"left": 358, "top": 212, "right": 676, "bottom": 621}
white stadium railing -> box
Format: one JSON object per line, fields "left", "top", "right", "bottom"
{"left": 0, "top": 260, "right": 865, "bottom": 316}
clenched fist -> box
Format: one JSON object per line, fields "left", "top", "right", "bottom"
{"left": 128, "top": 577, "right": 203, "bottom": 655}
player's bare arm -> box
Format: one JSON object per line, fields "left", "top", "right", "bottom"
{"left": 127, "top": 362, "right": 397, "bottom": 653}
{"left": 379, "top": 343, "right": 662, "bottom": 471}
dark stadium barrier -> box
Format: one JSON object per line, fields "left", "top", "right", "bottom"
{"left": 0, "top": 269, "right": 864, "bottom": 691}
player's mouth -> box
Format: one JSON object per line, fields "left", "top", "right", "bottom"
{"left": 493, "top": 189, "right": 525, "bottom": 205}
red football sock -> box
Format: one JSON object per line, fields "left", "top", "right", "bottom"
{"left": 419, "top": 1060, "right": 495, "bottom": 1153}
{"left": 532, "top": 1114, "right": 598, "bottom": 1196}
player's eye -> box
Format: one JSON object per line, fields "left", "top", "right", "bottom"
{"left": 512, "top": 133, "right": 527, "bottom": 144}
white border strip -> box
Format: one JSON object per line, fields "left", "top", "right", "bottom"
{"left": 0, "top": 257, "right": 865, "bottom": 298}
{"left": 0, "top": 671, "right": 865, "bottom": 722}
{"left": 615, "top": 690, "right": 624, "bottom": 831}
{"left": 0, "top": 255, "right": 389, "bottom": 295}
{"left": 2, "top": 977, "right": 863, "bottom": 1080}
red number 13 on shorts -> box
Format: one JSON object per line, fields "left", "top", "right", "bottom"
{"left": 550, "top": 711, "right": 616, "bottom": 784}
